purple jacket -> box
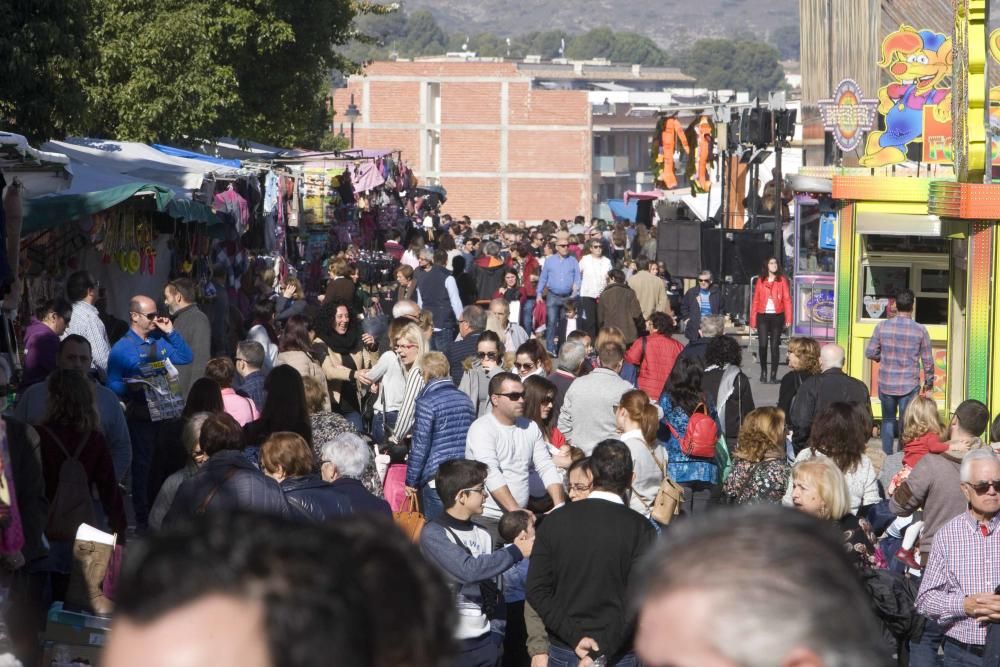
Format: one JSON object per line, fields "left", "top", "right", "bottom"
{"left": 21, "top": 319, "right": 59, "bottom": 388}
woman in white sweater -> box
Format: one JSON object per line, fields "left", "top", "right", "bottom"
{"left": 782, "top": 401, "right": 880, "bottom": 514}
{"left": 359, "top": 320, "right": 427, "bottom": 444}
{"left": 616, "top": 389, "right": 667, "bottom": 518}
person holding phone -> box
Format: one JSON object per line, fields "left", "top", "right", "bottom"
{"left": 107, "top": 294, "right": 193, "bottom": 531}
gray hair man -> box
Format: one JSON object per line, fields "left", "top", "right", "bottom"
{"left": 320, "top": 433, "right": 391, "bottom": 517}
{"left": 447, "top": 305, "right": 488, "bottom": 386}
{"left": 547, "top": 339, "right": 585, "bottom": 417}
{"left": 680, "top": 269, "right": 721, "bottom": 341}
{"left": 488, "top": 297, "right": 528, "bottom": 351}
{"left": 916, "top": 448, "right": 1000, "bottom": 663}
{"left": 634, "top": 505, "right": 886, "bottom": 667}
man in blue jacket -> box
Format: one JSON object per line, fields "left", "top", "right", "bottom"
{"left": 107, "top": 294, "right": 193, "bottom": 531}
{"left": 407, "top": 352, "right": 476, "bottom": 520}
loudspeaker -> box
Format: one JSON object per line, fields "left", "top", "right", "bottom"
{"left": 748, "top": 108, "right": 773, "bottom": 147}
{"left": 636, "top": 199, "right": 652, "bottom": 228}
{"left": 701, "top": 229, "right": 776, "bottom": 284}
{"left": 656, "top": 220, "right": 702, "bottom": 279}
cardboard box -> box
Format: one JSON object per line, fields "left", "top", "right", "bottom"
{"left": 42, "top": 602, "right": 110, "bottom": 649}
{"left": 40, "top": 640, "right": 102, "bottom": 666}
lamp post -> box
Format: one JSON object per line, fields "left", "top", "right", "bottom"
{"left": 344, "top": 94, "right": 361, "bottom": 149}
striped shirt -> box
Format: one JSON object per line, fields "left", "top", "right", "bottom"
{"left": 916, "top": 511, "right": 1000, "bottom": 645}
{"left": 63, "top": 301, "right": 111, "bottom": 372}
{"left": 865, "top": 314, "right": 934, "bottom": 396}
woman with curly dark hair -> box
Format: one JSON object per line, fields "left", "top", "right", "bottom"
{"left": 722, "top": 407, "right": 790, "bottom": 504}
{"left": 782, "top": 402, "right": 880, "bottom": 515}
{"left": 701, "top": 334, "right": 754, "bottom": 446}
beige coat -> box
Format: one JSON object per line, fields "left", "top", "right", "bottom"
{"left": 317, "top": 341, "right": 378, "bottom": 407}
{"left": 627, "top": 269, "right": 671, "bottom": 320}
{"left": 275, "top": 350, "right": 330, "bottom": 411}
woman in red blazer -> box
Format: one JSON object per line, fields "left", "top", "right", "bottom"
{"left": 750, "top": 257, "right": 792, "bottom": 384}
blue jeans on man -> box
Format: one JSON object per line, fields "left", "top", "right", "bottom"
{"left": 908, "top": 615, "right": 945, "bottom": 666}
{"left": 420, "top": 484, "right": 444, "bottom": 522}
{"left": 547, "top": 643, "right": 637, "bottom": 667}
{"left": 521, "top": 298, "right": 536, "bottom": 334}
{"left": 127, "top": 418, "right": 160, "bottom": 530}
{"left": 879, "top": 386, "right": 920, "bottom": 455}
{"left": 544, "top": 292, "right": 573, "bottom": 354}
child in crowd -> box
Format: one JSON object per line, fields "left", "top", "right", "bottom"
{"left": 887, "top": 396, "right": 948, "bottom": 569}
{"left": 419, "top": 460, "right": 533, "bottom": 667}
{"left": 498, "top": 510, "right": 536, "bottom": 667}
{"left": 382, "top": 440, "right": 409, "bottom": 512}
{"left": 552, "top": 301, "right": 579, "bottom": 354}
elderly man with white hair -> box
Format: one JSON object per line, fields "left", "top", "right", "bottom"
{"left": 320, "top": 432, "right": 391, "bottom": 517}
{"left": 788, "top": 343, "right": 871, "bottom": 453}
{"left": 917, "top": 448, "right": 1000, "bottom": 665}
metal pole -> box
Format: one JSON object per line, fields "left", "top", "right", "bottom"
{"left": 350, "top": 122, "right": 355, "bottom": 149}
{"left": 774, "top": 139, "right": 783, "bottom": 261}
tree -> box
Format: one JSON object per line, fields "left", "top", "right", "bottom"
{"left": 679, "top": 38, "right": 785, "bottom": 97}
{"left": 401, "top": 9, "right": 448, "bottom": 56}
{"left": 769, "top": 24, "right": 800, "bottom": 61}
{"left": 564, "top": 27, "right": 669, "bottom": 66}
{"left": 0, "top": 0, "right": 92, "bottom": 143}
{"left": 82, "top": 0, "right": 362, "bottom": 148}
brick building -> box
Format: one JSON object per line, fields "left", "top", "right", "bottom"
{"left": 332, "top": 58, "right": 691, "bottom": 222}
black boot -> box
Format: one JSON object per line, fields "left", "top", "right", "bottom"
{"left": 769, "top": 370, "right": 778, "bottom": 384}
{"left": 759, "top": 368, "right": 767, "bottom": 383}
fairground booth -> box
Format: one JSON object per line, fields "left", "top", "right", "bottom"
{"left": 795, "top": 0, "right": 1000, "bottom": 419}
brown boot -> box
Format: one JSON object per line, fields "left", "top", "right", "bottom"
{"left": 65, "top": 539, "right": 114, "bottom": 616}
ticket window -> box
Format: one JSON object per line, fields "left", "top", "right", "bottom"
{"left": 858, "top": 235, "right": 950, "bottom": 327}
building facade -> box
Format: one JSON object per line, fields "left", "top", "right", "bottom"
{"left": 332, "top": 58, "right": 693, "bottom": 222}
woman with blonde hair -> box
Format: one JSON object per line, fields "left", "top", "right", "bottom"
{"left": 722, "top": 407, "right": 790, "bottom": 504}
{"left": 387, "top": 321, "right": 428, "bottom": 443}
{"left": 615, "top": 389, "right": 665, "bottom": 518}
{"left": 790, "top": 456, "right": 879, "bottom": 569}
{"left": 778, "top": 336, "right": 821, "bottom": 416}
{"left": 276, "top": 277, "right": 307, "bottom": 322}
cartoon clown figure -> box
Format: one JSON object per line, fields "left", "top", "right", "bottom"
{"left": 860, "top": 26, "right": 952, "bottom": 168}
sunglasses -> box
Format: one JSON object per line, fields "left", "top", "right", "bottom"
{"left": 477, "top": 351, "right": 499, "bottom": 360}
{"left": 542, "top": 396, "right": 555, "bottom": 405}
{"left": 132, "top": 311, "right": 157, "bottom": 321}
{"left": 699, "top": 279, "right": 711, "bottom": 284}
{"left": 556, "top": 243, "right": 568, "bottom": 248}
{"left": 515, "top": 362, "right": 536, "bottom": 371}
{"left": 967, "top": 480, "right": 1000, "bottom": 494}
{"left": 496, "top": 391, "right": 525, "bottom": 401}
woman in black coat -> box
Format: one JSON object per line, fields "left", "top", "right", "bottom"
{"left": 261, "top": 432, "right": 352, "bottom": 522}
{"left": 700, "top": 335, "right": 755, "bottom": 446}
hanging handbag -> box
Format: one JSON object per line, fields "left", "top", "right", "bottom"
{"left": 393, "top": 492, "right": 426, "bottom": 543}
{"left": 630, "top": 440, "right": 684, "bottom": 526}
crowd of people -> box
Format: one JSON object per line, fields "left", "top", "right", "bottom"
{"left": 0, "top": 212, "right": 995, "bottom": 667}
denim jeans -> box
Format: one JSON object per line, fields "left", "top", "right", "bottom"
{"left": 879, "top": 386, "right": 919, "bottom": 455}
{"left": 128, "top": 418, "right": 160, "bottom": 529}
{"left": 521, "top": 298, "right": 536, "bottom": 334}
{"left": 908, "top": 616, "right": 944, "bottom": 667}
{"left": 544, "top": 293, "right": 573, "bottom": 354}
{"left": 431, "top": 327, "right": 455, "bottom": 356}
{"left": 372, "top": 410, "right": 398, "bottom": 446}
{"left": 942, "top": 639, "right": 983, "bottom": 667}
{"left": 547, "top": 643, "right": 637, "bottom": 667}
{"left": 421, "top": 484, "right": 444, "bottom": 522}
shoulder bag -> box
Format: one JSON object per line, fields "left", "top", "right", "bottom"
{"left": 630, "top": 440, "right": 684, "bottom": 526}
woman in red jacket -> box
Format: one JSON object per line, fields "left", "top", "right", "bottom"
{"left": 750, "top": 257, "right": 792, "bottom": 384}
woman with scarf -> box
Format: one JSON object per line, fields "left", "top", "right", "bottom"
{"left": 315, "top": 302, "right": 378, "bottom": 432}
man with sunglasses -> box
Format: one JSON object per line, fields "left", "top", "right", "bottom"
{"left": 890, "top": 399, "right": 991, "bottom": 663}
{"left": 107, "top": 294, "right": 193, "bottom": 530}
{"left": 466, "top": 372, "right": 566, "bottom": 544}
{"left": 537, "top": 231, "right": 581, "bottom": 355}
{"left": 679, "top": 270, "right": 722, "bottom": 342}
{"left": 916, "top": 448, "right": 1000, "bottom": 665}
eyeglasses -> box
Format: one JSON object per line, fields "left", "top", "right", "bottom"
{"left": 394, "top": 342, "right": 418, "bottom": 350}
{"left": 967, "top": 480, "right": 1000, "bottom": 494}
{"left": 515, "top": 362, "right": 536, "bottom": 371}
{"left": 542, "top": 397, "right": 555, "bottom": 405}
{"left": 477, "top": 351, "right": 499, "bottom": 360}
{"left": 568, "top": 483, "right": 593, "bottom": 493}
{"left": 459, "top": 485, "right": 486, "bottom": 496}
{"left": 556, "top": 243, "right": 568, "bottom": 248}
{"left": 496, "top": 391, "right": 525, "bottom": 401}
{"left": 132, "top": 311, "right": 157, "bottom": 321}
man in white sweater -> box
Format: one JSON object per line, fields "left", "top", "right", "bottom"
{"left": 558, "top": 341, "right": 635, "bottom": 454}
{"left": 466, "top": 372, "right": 566, "bottom": 543}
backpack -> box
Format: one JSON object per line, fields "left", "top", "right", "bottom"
{"left": 667, "top": 402, "right": 718, "bottom": 458}
{"left": 40, "top": 426, "right": 98, "bottom": 542}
